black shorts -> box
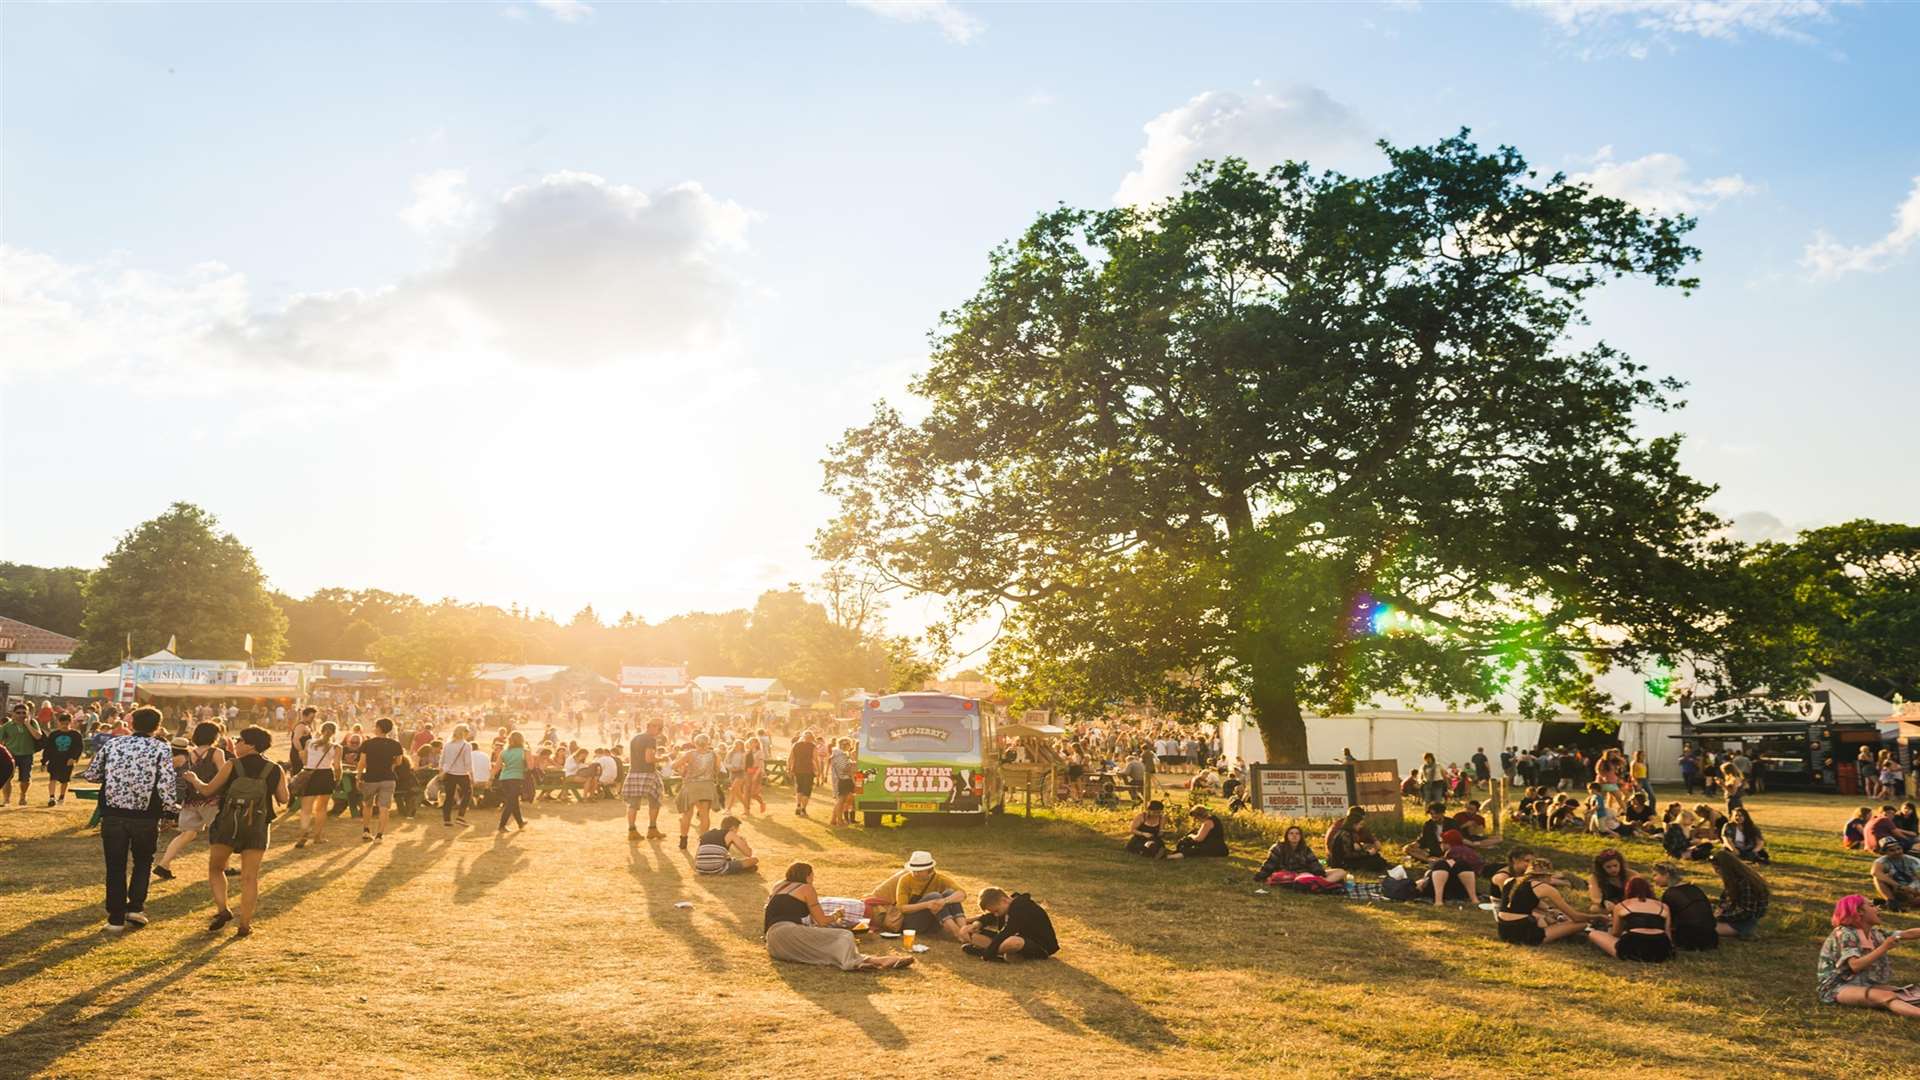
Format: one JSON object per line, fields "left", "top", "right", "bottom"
{"left": 1497, "top": 917, "right": 1546, "bottom": 946}
{"left": 11, "top": 753, "right": 32, "bottom": 782}
{"left": 836, "top": 778, "right": 854, "bottom": 797}
{"left": 1616, "top": 932, "right": 1672, "bottom": 963}
{"left": 44, "top": 758, "right": 74, "bottom": 784}
{"left": 794, "top": 774, "right": 814, "bottom": 797}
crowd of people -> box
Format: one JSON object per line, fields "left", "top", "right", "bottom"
{"left": 7, "top": 693, "right": 1916, "bottom": 1016}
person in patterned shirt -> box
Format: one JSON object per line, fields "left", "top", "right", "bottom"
{"left": 82, "top": 706, "right": 181, "bottom": 932}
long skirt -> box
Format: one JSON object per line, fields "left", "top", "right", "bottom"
{"left": 766, "top": 922, "right": 865, "bottom": 971}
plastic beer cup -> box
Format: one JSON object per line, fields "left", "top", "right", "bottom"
{"left": 902, "top": 928, "right": 917, "bottom": 950}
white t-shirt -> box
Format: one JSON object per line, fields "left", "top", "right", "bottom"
{"left": 596, "top": 755, "right": 618, "bottom": 783}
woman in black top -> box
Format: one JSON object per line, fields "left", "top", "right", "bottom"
{"left": 1125, "top": 801, "right": 1169, "bottom": 858}
{"left": 763, "top": 863, "right": 911, "bottom": 971}
{"left": 1721, "top": 807, "right": 1771, "bottom": 863}
{"left": 1495, "top": 859, "right": 1594, "bottom": 946}
{"left": 1588, "top": 849, "right": 1631, "bottom": 914}
{"left": 1586, "top": 875, "right": 1672, "bottom": 962}
{"left": 1651, "top": 862, "right": 1719, "bottom": 950}
{"left": 1325, "top": 808, "right": 1390, "bottom": 874}
{"left": 1255, "top": 825, "right": 1349, "bottom": 884}
{"left": 1170, "top": 805, "right": 1228, "bottom": 859}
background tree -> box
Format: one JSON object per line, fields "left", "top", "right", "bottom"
{"left": 822, "top": 134, "right": 1770, "bottom": 760}
{"left": 1743, "top": 520, "right": 1920, "bottom": 700}
{"left": 0, "top": 562, "right": 90, "bottom": 636}
{"left": 70, "top": 503, "right": 288, "bottom": 668}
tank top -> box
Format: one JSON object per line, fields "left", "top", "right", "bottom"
{"left": 1621, "top": 909, "right": 1666, "bottom": 932}
{"left": 764, "top": 887, "right": 810, "bottom": 931}
{"left": 1500, "top": 879, "right": 1541, "bottom": 916}
{"left": 304, "top": 741, "right": 338, "bottom": 771}
{"left": 684, "top": 750, "right": 718, "bottom": 782}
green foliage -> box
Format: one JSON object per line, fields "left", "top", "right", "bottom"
{"left": 822, "top": 132, "right": 1756, "bottom": 759}
{"left": 1741, "top": 520, "right": 1920, "bottom": 700}
{"left": 0, "top": 562, "right": 90, "bottom": 637}
{"left": 70, "top": 503, "right": 288, "bottom": 669}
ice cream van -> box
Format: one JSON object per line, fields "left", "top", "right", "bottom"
{"left": 854, "top": 692, "right": 1001, "bottom": 826}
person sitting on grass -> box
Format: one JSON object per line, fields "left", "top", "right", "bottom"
{"left": 1721, "top": 806, "right": 1771, "bottom": 864}
{"left": 1585, "top": 783, "right": 1626, "bottom": 839}
{"left": 1621, "top": 792, "right": 1660, "bottom": 838}
{"left": 1896, "top": 801, "right": 1920, "bottom": 836}
{"left": 1690, "top": 804, "right": 1729, "bottom": 857}
{"left": 1710, "top": 848, "right": 1770, "bottom": 941}
{"left": 1866, "top": 805, "right": 1918, "bottom": 855}
{"left": 1326, "top": 807, "right": 1391, "bottom": 874}
{"left": 1650, "top": 862, "right": 1719, "bottom": 952}
{"left": 1421, "top": 829, "right": 1484, "bottom": 906}
{"left": 1125, "top": 800, "right": 1169, "bottom": 858}
{"left": 1547, "top": 793, "right": 1583, "bottom": 831}
{"left": 1255, "top": 825, "right": 1348, "bottom": 884}
{"left": 1406, "top": 802, "right": 1450, "bottom": 861}
{"left": 693, "top": 814, "right": 759, "bottom": 876}
{"left": 1816, "top": 894, "right": 1920, "bottom": 1019}
{"left": 764, "top": 862, "right": 912, "bottom": 972}
{"left": 1843, "top": 806, "right": 1874, "bottom": 851}
{"left": 1169, "top": 805, "right": 1228, "bottom": 859}
{"left": 1588, "top": 849, "right": 1632, "bottom": 914}
{"left": 962, "top": 887, "right": 1060, "bottom": 962}
{"left": 894, "top": 850, "right": 970, "bottom": 942}
{"left": 1495, "top": 858, "right": 1596, "bottom": 947}
{"left": 1586, "top": 875, "right": 1672, "bottom": 963}
{"left": 1871, "top": 836, "right": 1920, "bottom": 911}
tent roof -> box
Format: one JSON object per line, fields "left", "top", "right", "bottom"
{"left": 691, "top": 675, "right": 782, "bottom": 694}
{"left": 0, "top": 615, "right": 78, "bottom": 654}
{"left": 475, "top": 663, "right": 570, "bottom": 683}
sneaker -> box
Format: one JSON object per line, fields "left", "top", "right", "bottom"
{"left": 981, "top": 952, "right": 1007, "bottom": 963}
{"left": 152, "top": 865, "right": 175, "bottom": 881}
{"left": 375, "top": 833, "right": 383, "bottom": 840}
{"left": 47, "top": 797, "right": 55, "bottom": 807}
{"left": 962, "top": 944, "right": 984, "bottom": 957}
{"left": 209, "top": 910, "right": 233, "bottom": 933}
{"left": 125, "top": 911, "right": 149, "bottom": 927}
{"left": 224, "top": 866, "right": 240, "bottom": 877}
{"left": 104, "top": 922, "right": 126, "bottom": 934}
{"left": 678, "top": 835, "right": 688, "bottom": 850}
{"left": 361, "top": 833, "right": 373, "bottom": 843}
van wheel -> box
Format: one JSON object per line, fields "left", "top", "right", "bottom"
{"left": 863, "top": 811, "right": 882, "bottom": 828}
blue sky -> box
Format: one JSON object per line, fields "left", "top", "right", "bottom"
{"left": 3, "top": 1, "right": 1916, "bottom": 638}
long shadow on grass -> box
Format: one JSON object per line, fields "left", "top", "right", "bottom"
{"left": 0, "top": 935, "right": 237, "bottom": 1078}
{"left": 356, "top": 827, "right": 459, "bottom": 905}
{"left": 451, "top": 832, "right": 532, "bottom": 905}
{"left": 766, "top": 958, "right": 911, "bottom": 1049}
{"left": 627, "top": 843, "right": 735, "bottom": 972}
{"left": 938, "top": 949, "right": 1180, "bottom": 1050}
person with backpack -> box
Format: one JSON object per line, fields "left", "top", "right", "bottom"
{"left": 155, "top": 721, "right": 226, "bottom": 881}
{"left": 182, "top": 725, "right": 289, "bottom": 937}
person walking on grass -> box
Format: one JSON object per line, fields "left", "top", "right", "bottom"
{"left": 674, "top": 733, "right": 722, "bottom": 851}
{"left": 1, "top": 701, "right": 43, "bottom": 806}
{"left": 39, "top": 712, "right": 85, "bottom": 806}
{"left": 623, "top": 717, "right": 666, "bottom": 840}
{"left": 292, "top": 721, "right": 341, "bottom": 848}
{"left": 155, "top": 722, "right": 226, "bottom": 881}
{"left": 494, "top": 731, "right": 529, "bottom": 833}
{"left": 183, "top": 725, "right": 288, "bottom": 939}
{"left": 788, "top": 729, "right": 818, "bottom": 819}
{"left": 83, "top": 706, "right": 179, "bottom": 933}
{"left": 746, "top": 728, "right": 770, "bottom": 817}
{"left": 440, "top": 724, "right": 476, "bottom": 827}
{"left": 831, "top": 738, "right": 857, "bottom": 827}
{"left": 357, "top": 717, "right": 404, "bottom": 842}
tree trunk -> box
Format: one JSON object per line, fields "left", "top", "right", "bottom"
{"left": 1246, "top": 653, "right": 1309, "bottom": 763}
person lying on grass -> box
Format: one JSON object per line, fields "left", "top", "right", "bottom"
{"left": 1169, "top": 805, "right": 1228, "bottom": 859}
{"left": 1871, "top": 837, "right": 1920, "bottom": 911}
{"left": 765, "top": 862, "right": 912, "bottom": 972}
{"left": 1494, "top": 858, "right": 1597, "bottom": 947}
{"left": 962, "top": 887, "right": 1060, "bottom": 962}
{"left": 1817, "top": 893, "right": 1920, "bottom": 1018}
{"left": 1418, "top": 829, "right": 1483, "bottom": 905}
{"left": 1255, "top": 825, "right": 1348, "bottom": 884}
{"left": 1586, "top": 875, "right": 1672, "bottom": 964}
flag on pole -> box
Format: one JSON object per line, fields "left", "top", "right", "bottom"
{"left": 124, "top": 632, "right": 131, "bottom": 660}
{"left": 243, "top": 633, "right": 254, "bottom": 657}
{"left": 166, "top": 634, "right": 177, "bottom": 654}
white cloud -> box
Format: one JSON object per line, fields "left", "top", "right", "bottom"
{"left": 1570, "top": 146, "right": 1756, "bottom": 214}
{"left": 1723, "top": 511, "right": 1796, "bottom": 544}
{"left": 399, "top": 168, "right": 479, "bottom": 234}
{"left": 534, "top": 0, "right": 593, "bottom": 23}
{"left": 1, "top": 171, "right": 757, "bottom": 376}
{"left": 1114, "top": 85, "right": 1378, "bottom": 206}
{"left": 1512, "top": 1, "right": 1849, "bottom": 43}
{"left": 848, "top": 0, "right": 982, "bottom": 44}
{"left": 1803, "top": 176, "right": 1920, "bottom": 277}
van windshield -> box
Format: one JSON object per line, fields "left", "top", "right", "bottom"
{"left": 863, "top": 711, "right": 977, "bottom": 755}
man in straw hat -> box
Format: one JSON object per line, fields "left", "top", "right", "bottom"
{"left": 891, "top": 850, "right": 970, "bottom": 943}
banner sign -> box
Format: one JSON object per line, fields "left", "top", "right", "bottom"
{"left": 1349, "top": 758, "right": 1404, "bottom": 823}
{"left": 1250, "top": 763, "right": 1353, "bottom": 819}
{"left": 131, "top": 662, "right": 302, "bottom": 688}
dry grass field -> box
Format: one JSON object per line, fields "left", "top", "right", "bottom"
{"left": 2, "top": 785, "right": 1917, "bottom": 1079}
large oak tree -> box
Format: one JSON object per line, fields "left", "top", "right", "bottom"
{"left": 821, "top": 134, "right": 1760, "bottom": 760}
